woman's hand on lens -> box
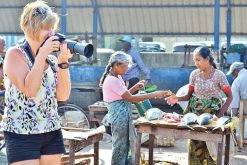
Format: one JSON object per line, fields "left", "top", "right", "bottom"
{"left": 39, "top": 36, "right": 60, "bottom": 56}
{"left": 165, "top": 94, "right": 178, "bottom": 106}
{"left": 58, "top": 42, "right": 72, "bottom": 63}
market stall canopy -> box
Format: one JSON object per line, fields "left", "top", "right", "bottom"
{"left": 0, "top": 0, "right": 247, "bottom": 36}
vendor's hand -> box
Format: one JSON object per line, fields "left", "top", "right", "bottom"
{"left": 58, "top": 42, "right": 72, "bottom": 63}
{"left": 217, "top": 109, "right": 225, "bottom": 118}
{"left": 165, "top": 94, "right": 178, "bottom": 106}
{"left": 133, "top": 80, "right": 145, "bottom": 91}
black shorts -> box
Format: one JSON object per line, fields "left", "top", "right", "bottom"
{"left": 4, "top": 129, "right": 65, "bottom": 164}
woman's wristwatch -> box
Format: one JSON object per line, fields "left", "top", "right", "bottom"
{"left": 58, "top": 62, "right": 70, "bottom": 69}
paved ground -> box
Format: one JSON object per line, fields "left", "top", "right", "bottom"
{"left": 2, "top": 134, "right": 246, "bottom": 165}
{"left": 1, "top": 126, "right": 247, "bottom": 165}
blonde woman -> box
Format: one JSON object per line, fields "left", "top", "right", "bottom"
{"left": 2, "top": 1, "right": 72, "bottom": 165}
{"left": 100, "top": 51, "right": 171, "bottom": 164}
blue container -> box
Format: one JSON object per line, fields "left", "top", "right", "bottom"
{"left": 226, "top": 52, "right": 241, "bottom": 64}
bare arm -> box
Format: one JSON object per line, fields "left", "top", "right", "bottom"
{"left": 166, "top": 89, "right": 193, "bottom": 106}
{"left": 121, "top": 90, "right": 171, "bottom": 103}
{"left": 56, "top": 43, "right": 72, "bottom": 101}
{"left": 4, "top": 47, "right": 47, "bottom": 97}
{"left": 177, "top": 90, "right": 193, "bottom": 101}
{"left": 3, "top": 36, "right": 60, "bottom": 98}
{"left": 218, "top": 90, "right": 233, "bottom": 117}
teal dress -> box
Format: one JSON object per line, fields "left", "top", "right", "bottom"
{"left": 107, "top": 99, "right": 135, "bottom": 165}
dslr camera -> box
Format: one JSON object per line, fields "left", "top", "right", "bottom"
{"left": 53, "top": 33, "right": 94, "bottom": 58}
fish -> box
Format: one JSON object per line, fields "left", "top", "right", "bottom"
{"left": 194, "top": 113, "right": 213, "bottom": 129}
{"left": 197, "top": 113, "right": 212, "bottom": 125}
{"left": 177, "top": 113, "right": 198, "bottom": 130}
{"left": 212, "top": 116, "right": 231, "bottom": 131}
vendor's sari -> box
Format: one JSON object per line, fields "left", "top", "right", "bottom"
{"left": 185, "top": 96, "right": 222, "bottom": 165}
{"left": 107, "top": 99, "right": 136, "bottom": 165}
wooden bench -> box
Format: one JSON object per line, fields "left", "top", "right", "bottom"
{"left": 61, "top": 127, "right": 104, "bottom": 165}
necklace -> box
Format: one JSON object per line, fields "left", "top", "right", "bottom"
{"left": 109, "top": 70, "right": 117, "bottom": 77}
{"left": 201, "top": 67, "right": 214, "bottom": 80}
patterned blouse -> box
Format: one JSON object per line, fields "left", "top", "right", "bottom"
{"left": 189, "top": 68, "right": 230, "bottom": 100}
{"left": 2, "top": 47, "right": 61, "bottom": 134}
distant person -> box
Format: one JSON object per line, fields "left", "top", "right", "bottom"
{"left": 227, "top": 62, "right": 247, "bottom": 116}
{"left": 0, "top": 36, "right": 5, "bottom": 86}
{"left": 119, "top": 36, "right": 151, "bottom": 90}
{"left": 0, "top": 37, "right": 6, "bottom": 111}
{"left": 226, "top": 74, "right": 234, "bottom": 86}
{"left": 0, "top": 36, "right": 5, "bottom": 53}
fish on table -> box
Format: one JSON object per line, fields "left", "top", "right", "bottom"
{"left": 194, "top": 113, "right": 213, "bottom": 129}
{"left": 177, "top": 113, "right": 198, "bottom": 130}
{"left": 212, "top": 116, "right": 231, "bottom": 131}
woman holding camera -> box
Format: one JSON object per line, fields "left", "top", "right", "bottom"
{"left": 2, "top": 1, "right": 72, "bottom": 165}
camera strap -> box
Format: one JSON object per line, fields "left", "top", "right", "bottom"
{"left": 22, "top": 41, "right": 57, "bottom": 73}
{"left": 22, "top": 41, "right": 35, "bottom": 64}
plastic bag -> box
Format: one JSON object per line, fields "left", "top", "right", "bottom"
{"left": 145, "top": 108, "right": 163, "bottom": 120}
{"left": 176, "top": 84, "right": 189, "bottom": 111}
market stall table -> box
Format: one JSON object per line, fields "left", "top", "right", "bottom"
{"left": 134, "top": 119, "right": 231, "bottom": 165}
{"left": 62, "top": 127, "right": 104, "bottom": 165}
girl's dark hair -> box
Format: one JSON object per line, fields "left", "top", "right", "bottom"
{"left": 194, "top": 46, "right": 217, "bottom": 69}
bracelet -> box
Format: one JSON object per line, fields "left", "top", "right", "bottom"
{"left": 58, "top": 62, "right": 70, "bottom": 69}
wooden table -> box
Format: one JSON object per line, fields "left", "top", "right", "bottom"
{"left": 135, "top": 120, "right": 231, "bottom": 165}
{"left": 62, "top": 128, "right": 104, "bottom": 165}
{"left": 88, "top": 101, "right": 139, "bottom": 127}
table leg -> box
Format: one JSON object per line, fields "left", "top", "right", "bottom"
{"left": 69, "top": 140, "right": 75, "bottom": 165}
{"left": 135, "top": 132, "right": 142, "bottom": 165}
{"left": 217, "top": 142, "right": 223, "bottom": 165}
{"left": 89, "top": 110, "right": 95, "bottom": 128}
{"left": 149, "top": 134, "right": 155, "bottom": 165}
{"left": 94, "top": 142, "right": 99, "bottom": 165}
{"left": 224, "top": 134, "right": 230, "bottom": 165}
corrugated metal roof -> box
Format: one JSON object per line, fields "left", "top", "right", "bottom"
{"left": 0, "top": 0, "right": 247, "bottom": 36}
